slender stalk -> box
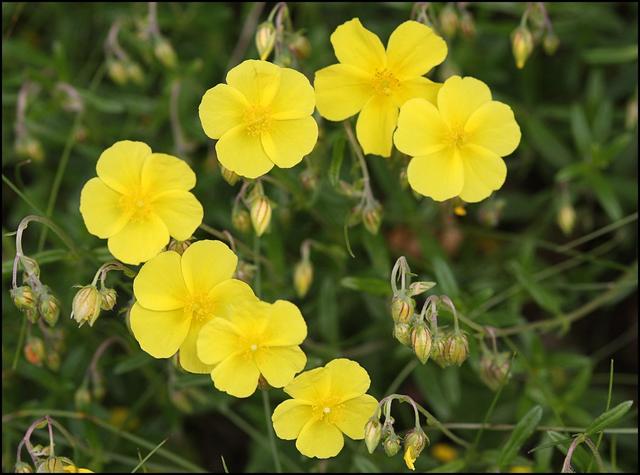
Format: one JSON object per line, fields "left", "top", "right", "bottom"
{"left": 441, "top": 423, "right": 636, "bottom": 435}
{"left": 385, "top": 359, "right": 418, "bottom": 395}
{"left": 12, "top": 318, "right": 28, "bottom": 370}
{"left": 2, "top": 174, "right": 45, "bottom": 215}
{"left": 254, "top": 233, "right": 262, "bottom": 298}
{"left": 261, "top": 389, "right": 282, "bottom": 473}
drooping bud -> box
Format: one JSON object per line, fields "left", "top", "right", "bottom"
{"left": 154, "top": 38, "right": 177, "bottom": 68}
{"left": 430, "top": 332, "right": 448, "bottom": 368}
{"left": 15, "top": 134, "right": 45, "bottom": 162}
{"left": 74, "top": 384, "right": 91, "bottom": 409}
{"left": 255, "top": 22, "right": 277, "bottom": 61}
{"left": 557, "top": 202, "right": 576, "bottom": 236}
{"left": 24, "top": 337, "right": 45, "bottom": 366}
{"left": 626, "top": 93, "right": 638, "bottom": 130}
{"left": 20, "top": 255, "right": 41, "bottom": 279}
{"left": 36, "top": 458, "right": 66, "bottom": 474}
{"left": 364, "top": 418, "right": 382, "bottom": 454}
{"left": 393, "top": 323, "right": 412, "bottom": 346}
{"left": 14, "top": 461, "right": 33, "bottom": 473}
{"left": 403, "top": 428, "right": 429, "bottom": 471}
{"left": 460, "top": 12, "right": 476, "bottom": 38}
{"left": 439, "top": 4, "right": 458, "bottom": 37}
{"left": 46, "top": 352, "right": 60, "bottom": 371}
{"left": 100, "top": 287, "right": 117, "bottom": 311}
{"left": 11, "top": 285, "right": 37, "bottom": 313}
{"left": 38, "top": 288, "right": 60, "bottom": 327}
{"left": 543, "top": 31, "right": 559, "bottom": 55}
{"left": 444, "top": 331, "right": 469, "bottom": 367}
{"left": 235, "top": 261, "right": 257, "bottom": 283}
{"left": 71, "top": 286, "right": 102, "bottom": 327}
{"left": 479, "top": 351, "right": 511, "bottom": 391}
{"left": 232, "top": 205, "right": 252, "bottom": 233}
{"left": 391, "top": 295, "right": 414, "bottom": 323}
{"left": 511, "top": 26, "right": 534, "bottom": 69}
{"left": 220, "top": 165, "right": 240, "bottom": 185}
{"left": 289, "top": 33, "right": 311, "bottom": 60}
{"left": 168, "top": 238, "right": 192, "bottom": 255}
{"left": 383, "top": 432, "right": 402, "bottom": 457}
{"left": 363, "top": 200, "right": 383, "bottom": 235}
{"left": 300, "top": 168, "right": 318, "bottom": 190}
{"left": 126, "top": 62, "right": 145, "bottom": 85}
{"left": 107, "top": 59, "right": 128, "bottom": 85}
{"left": 411, "top": 322, "right": 432, "bottom": 364}
{"left": 408, "top": 281, "right": 436, "bottom": 297}
{"left": 92, "top": 373, "right": 106, "bottom": 401}
{"left": 250, "top": 196, "right": 272, "bottom": 236}
{"left": 293, "top": 259, "right": 313, "bottom": 298}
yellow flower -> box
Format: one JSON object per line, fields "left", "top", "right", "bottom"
{"left": 130, "top": 240, "right": 257, "bottom": 373}
{"left": 394, "top": 76, "right": 521, "bottom": 203}
{"left": 272, "top": 358, "right": 378, "bottom": 459}
{"left": 63, "top": 465, "right": 94, "bottom": 473}
{"left": 199, "top": 60, "right": 318, "bottom": 179}
{"left": 404, "top": 444, "right": 418, "bottom": 470}
{"left": 80, "top": 140, "right": 203, "bottom": 265}
{"left": 314, "top": 18, "right": 447, "bottom": 157}
{"left": 197, "top": 299, "right": 307, "bottom": 398}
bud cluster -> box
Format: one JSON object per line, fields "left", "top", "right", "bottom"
{"left": 256, "top": 4, "right": 312, "bottom": 67}
{"left": 293, "top": 241, "right": 314, "bottom": 298}
{"left": 511, "top": 3, "right": 559, "bottom": 70}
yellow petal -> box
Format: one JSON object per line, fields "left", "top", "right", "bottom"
{"left": 325, "top": 358, "right": 371, "bottom": 403}
{"left": 386, "top": 21, "right": 447, "bottom": 80}
{"left": 355, "top": 95, "right": 398, "bottom": 157}
{"left": 199, "top": 83, "right": 248, "bottom": 139}
{"left": 255, "top": 345, "right": 307, "bottom": 388}
{"left": 133, "top": 251, "right": 188, "bottom": 311}
{"left": 179, "top": 319, "right": 214, "bottom": 374}
{"left": 226, "top": 59, "right": 281, "bottom": 106}
{"left": 211, "top": 353, "right": 260, "bottom": 398}
{"left": 404, "top": 446, "right": 417, "bottom": 470}
{"left": 215, "top": 125, "right": 274, "bottom": 179}
{"left": 269, "top": 68, "right": 316, "bottom": 120}
{"left": 296, "top": 418, "right": 344, "bottom": 458}
{"left": 331, "top": 18, "right": 386, "bottom": 73}
{"left": 465, "top": 101, "right": 521, "bottom": 156}
{"left": 129, "top": 303, "right": 190, "bottom": 358}
{"left": 79, "top": 178, "right": 130, "bottom": 239}
{"left": 96, "top": 140, "right": 150, "bottom": 195}
{"left": 394, "top": 77, "right": 441, "bottom": 107}
{"left": 261, "top": 117, "right": 318, "bottom": 169}
{"left": 181, "top": 240, "right": 237, "bottom": 295}
{"left": 208, "top": 279, "right": 258, "bottom": 319}
{"left": 407, "top": 149, "right": 464, "bottom": 201}
{"left": 142, "top": 153, "right": 196, "bottom": 194}
{"left": 437, "top": 76, "right": 492, "bottom": 127}
{"left": 263, "top": 300, "right": 307, "bottom": 346}
{"left": 197, "top": 318, "right": 240, "bottom": 365}
{"left": 107, "top": 213, "right": 169, "bottom": 265}
{"left": 272, "top": 399, "right": 313, "bottom": 440}
{"left": 314, "top": 64, "right": 371, "bottom": 121}
{"left": 151, "top": 190, "right": 203, "bottom": 241}
{"left": 394, "top": 98, "right": 447, "bottom": 157}
{"left": 458, "top": 144, "right": 507, "bottom": 203}
{"left": 334, "top": 394, "right": 378, "bottom": 439}
{"left": 284, "top": 366, "right": 330, "bottom": 402}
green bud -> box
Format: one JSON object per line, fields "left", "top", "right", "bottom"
{"left": 232, "top": 205, "right": 252, "bottom": 233}
{"left": 445, "top": 332, "right": 469, "bottom": 367}
{"left": 289, "top": 33, "right": 311, "bottom": 60}
{"left": 14, "top": 461, "right": 33, "bottom": 473}
{"left": 408, "top": 281, "right": 436, "bottom": 297}
{"left": 38, "top": 288, "right": 60, "bottom": 327}
{"left": 362, "top": 200, "right": 383, "bottom": 235}
{"left": 430, "top": 332, "right": 448, "bottom": 368}
{"left": 126, "top": 62, "right": 145, "bottom": 85}
{"left": 393, "top": 323, "right": 412, "bottom": 346}
{"left": 46, "top": 352, "right": 60, "bottom": 371}
{"left": 250, "top": 196, "right": 272, "bottom": 236}
{"left": 74, "top": 385, "right": 91, "bottom": 409}
{"left": 154, "top": 38, "right": 177, "bottom": 68}
{"left": 411, "top": 322, "right": 432, "bottom": 364}
{"left": 220, "top": 164, "right": 240, "bottom": 185}
{"left": 100, "top": 287, "right": 117, "bottom": 311}
{"left": 293, "top": 259, "right": 314, "bottom": 298}
{"left": 36, "top": 457, "right": 65, "bottom": 473}
{"left": 557, "top": 202, "right": 576, "bottom": 236}
{"left": 255, "top": 22, "right": 276, "bottom": 61}
{"left": 92, "top": 373, "right": 106, "bottom": 401}
{"left": 543, "top": 31, "right": 559, "bottom": 55}
{"left": 383, "top": 433, "right": 402, "bottom": 457}
{"left": 107, "top": 59, "right": 128, "bottom": 85}
{"left": 391, "top": 295, "right": 414, "bottom": 323}
{"left": 168, "top": 238, "right": 192, "bottom": 255}
{"left": 300, "top": 168, "right": 318, "bottom": 190}
{"left": 403, "top": 428, "right": 429, "bottom": 470}
{"left": 364, "top": 418, "right": 382, "bottom": 454}
{"left": 71, "top": 285, "right": 102, "bottom": 327}
{"left": 20, "top": 255, "right": 41, "bottom": 279}
{"left": 480, "top": 351, "right": 511, "bottom": 391}
{"left": 460, "top": 12, "right": 476, "bottom": 38}
{"left": 511, "top": 26, "right": 534, "bottom": 69}
{"left": 15, "top": 135, "right": 45, "bottom": 162}
{"left": 11, "top": 285, "right": 37, "bottom": 313}
{"left": 439, "top": 4, "right": 458, "bottom": 37}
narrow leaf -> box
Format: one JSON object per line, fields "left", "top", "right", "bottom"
{"left": 498, "top": 405, "right": 543, "bottom": 468}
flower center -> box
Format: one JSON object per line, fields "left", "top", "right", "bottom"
{"left": 119, "top": 190, "right": 153, "bottom": 222}
{"left": 184, "top": 293, "right": 215, "bottom": 322}
{"left": 312, "top": 398, "right": 341, "bottom": 421}
{"left": 243, "top": 105, "right": 272, "bottom": 136}
{"left": 447, "top": 125, "right": 467, "bottom": 149}
{"left": 371, "top": 69, "right": 400, "bottom": 96}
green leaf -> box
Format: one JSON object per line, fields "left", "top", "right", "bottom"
{"left": 510, "top": 261, "right": 561, "bottom": 315}
{"left": 582, "top": 45, "right": 638, "bottom": 64}
{"left": 340, "top": 276, "right": 390, "bottom": 296}
{"left": 497, "top": 405, "right": 543, "bottom": 469}
{"left": 432, "top": 256, "right": 459, "bottom": 297}
{"left": 570, "top": 103, "right": 592, "bottom": 156}
{"left": 584, "top": 400, "right": 633, "bottom": 436}
{"left": 521, "top": 114, "right": 572, "bottom": 168}
{"left": 546, "top": 431, "right": 591, "bottom": 472}
{"left": 329, "top": 134, "right": 345, "bottom": 187}
{"left": 113, "top": 353, "right": 154, "bottom": 375}
{"left": 585, "top": 170, "right": 623, "bottom": 221}
{"left": 79, "top": 90, "right": 125, "bottom": 113}
{"left": 352, "top": 454, "right": 381, "bottom": 473}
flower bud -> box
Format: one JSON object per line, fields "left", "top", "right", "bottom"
{"left": 24, "top": 337, "right": 45, "bottom": 366}
{"left": 391, "top": 295, "right": 414, "bottom": 323}
{"left": 626, "top": 94, "right": 638, "bottom": 130}
{"left": 100, "top": 287, "right": 117, "bottom": 311}
{"left": 74, "top": 385, "right": 91, "bottom": 409}
{"left": 14, "top": 461, "right": 33, "bottom": 473}
{"left": 126, "top": 62, "right": 145, "bottom": 85}
{"left": 250, "top": 196, "right": 272, "bottom": 236}
{"left": 543, "top": 31, "right": 559, "bottom": 55}
{"left": 393, "top": 323, "right": 412, "bottom": 346}
{"left": 445, "top": 332, "right": 469, "bottom": 367}
{"left": 383, "top": 432, "right": 402, "bottom": 456}
{"left": 92, "top": 373, "right": 106, "bottom": 401}
{"left": 293, "top": 259, "right": 313, "bottom": 298}
{"left": 235, "top": 261, "right": 257, "bottom": 283}
{"left": 71, "top": 286, "right": 102, "bottom": 327}
{"left": 363, "top": 201, "right": 383, "bottom": 235}
{"left": 37, "top": 458, "right": 66, "bottom": 474}
{"left": 430, "top": 332, "right": 448, "bottom": 367}
{"left": 289, "top": 34, "right": 311, "bottom": 60}
{"left": 411, "top": 322, "right": 432, "bottom": 364}
{"left": 20, "top": 255, "right": 41, "bottom": 279}
{"left": 46, "top": 352, "right": 60, "bottom": 371}
{"left": 403, "top": 428, "right": 429, "bottom": 471}
{"left": 439, "top": 4, "right": 458, "bottom": 37}
{"left": 255, "top": 22, "right": 276, "bottom": 61}
{"left": 107, "top": 59, "right": 128, "bottom": 85}
{"left": 408, "top": 281, "right": 436, "bottom": 297}
{"left": 154, "top": 38, "right": 177, "bottom": 68}
{"left": 168, "top": 238, "right": 192, "bottom": 255}
{"left": 11, "top": 285, "right": 37, "bottom": 313}
{"left": 232, "top": 205, "right": 252, "bottom": 233}
{"left": 557, "top": 202, "right": 576, "bottom": 236}
{"left": 480, "top": 351, "right": 511, "bottom": 391}
{"left": 364, "top": 418, "right": 382, "bottom": 454}
{"left": 15, "top": 135, "right": 44, "bottom": 162}
{"left": 300, "top": 168, "right": 318, "bottom": 190}
{"left": 460, "top": 12, "right": 476, "bottom": 38}
{"left": 220, "top": 165, "right": 240, "bottom": 185}
{"left": 511, "top": 26, "right": 534, "bottom": 69}
{"left": 38, "top": 289, "right": 60, "bottom": 327}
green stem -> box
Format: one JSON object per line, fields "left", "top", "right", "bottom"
{"left": 261, "top": 389, "right": 282, "bottom": 473}
{"left": 254, "top": 233, "right": 262, "bottom": 298}
{"left": 12, "top": 317, "right": 28, "bottom": 370}
{"left": 413, "top": 403, "right": 470, "bottom": 448}
{"left": 385, "top": 359, "right": 418, "bottom": 395}
{"left": 2, "top": 174, "right": 45, "bottom": 215}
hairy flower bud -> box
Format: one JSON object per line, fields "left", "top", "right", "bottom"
{"left": 403, "top": 428, "right": 429, "bottom": 470}
{"left": 445, "top": 332, "right": 469, "bottom": 367}
{"left": 391, "top": 295, "right": 414, "bottom": 323}
{"left": 11, "top": 285, "right": 37, "bottom": 313}
{"left": 408, "top": 281, "right": 436, "bottom": 297}
{"left": 393, "top": 323, "right": 412, "bottom": 346}
{"left": 232, "top": 205, "right": 252, "bottom": 233}
{"left": 71, "top": 286, "right": 102, "bottom": 327}
{"left": 557, "top": 202, "right": 576, "bottom": 236}
{"left": 293, "top": 259, "right": 313, "bottom": 298}
{"left": 384, "top": 432, "right": 402, "bottom": 457}
{"left": 220, "top": 165, "right": 240, "bottom": 185}
{"left": 38, "top": 287, "right": 60, "bottom": 327}
{"left": 255, "top": 22, "right": 276, "bottom": 61}
{"left": 480, "top": 351, "right": 511, "bottom": 391}
{"left": 15, "top": 135, "right": 44, "bottom": 162}
{"left": 24, "top": 337, "right": 45, "bottom": 366}
{"left": 37, "top": 458, "right": 66, "bottom": 474}
{"left": 14, "top": 461, "right": 33, "bottom": 473}
{"left": 250, "top": 196, "right": 272, "bottom": 236}
{"left": 511, "top": 26, "right": 534, "bottom": 69}
{"left": 363, "top": 201, "right": 383, "bottom": 235}
{"left": 154, "top": 38, "right": 177, "bottom": 68}
{"left": 100, "top": 287, "right": 117, "bottom": 311}
{"left": 460, "top": 12, "right": 476, "bottom": 38}
{"left": 74, "top": 385, "right": 91, "bottom": 409}
{"left": 430, "top": 332, "right": 448, "bottom": 368}
{"left": 364, "top": 418, "right": 382, "bottom": 454}
{"left": 543, "top": 31, "right": 559, "bottom": 55}
{"left": 289, "top": 33, "right": 311, "bottom": 60}
{"left": 439, "top": 4, "right": 458, "bottom": 37}
{"left": 126, "top": 62, "right": 145, "bottom": 85}
{"left": 107, "top": 59, "right": 128, "bottom": 85}
{"left": 411, "top": 322, "right": 432, "bottom": 364}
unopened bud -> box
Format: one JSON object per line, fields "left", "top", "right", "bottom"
{"left": 557, "top": 203, "right": 576, "bottom": 236}
{"left": 46, "top": 352, "right": 60, "bottom": 371}
{"left": 38, "top": 289, "right": 60, "bottom": 327}
{"left": 391, "top": 295, "right": 414, "bottom": 324}
{"left": 11, "top": 285, "right": 37, "bottom": 313}
{"left": 24, "top": 337, "right": 45, "bottom": 366}
{"left": 154, "top": 38, "right": 177, "bottom": 68}
{"left": 232, "top": 205, "right": 252, "bottom": 233}
{"left": 15, "top": 135, "right": 44, "bottom": 162}
{"left": 21, "top": 255, "right": 41, "bottom": 279}
{"left": 411, "top": 323, "right": 432, "bottom": 364}
{"left": 14, "top": 461, "right": 33, "bottom": 473}
{"left": 460, "top": 12, "right": 476, "bottom": 39}
{"left": 126, "top": 62, "right": 144, "bottom": 85}
{"left": 92, "top": 373, "right": 106, "bottom": 401}
{"left": 289, "top": 34, "right": 311, "bottom": 60}
{"left": 403, "top": 428, "right": 429, "bottom": 471}
{"left": 36, "top": 458, "right": 66, "bottom": 474}
{"left": 220, "top": 165, "right": 240, "bottom": 185}
{"left": 364, "top": 418, "right": 382, "bottom": 453}
{"left": 445, "top": 332, "right": 469, "bottom": 367}
{"left": 393, "top": 323, "right": 412, "bottom": 346}
{"left": 480, "top": 351, "right": 511, "bottom": 391}
{"left": 300, "top": 168, "right": 318, "bottom": 190}
{"left": 408, "top": 281, "right": 436, "bottom": 297}
{"left": 511, "top": 26, "right": 534, "bottom": 69}
{"left": 71, "top": 286, "right": 102, "bottom": 327}
{"left": 363, "top": 201, "right": 383, "bottom": 235}
{"left": 255, "top": 22, "right": 276, "bottom": 61}
{"left": 74, "top": 385, "right": 91, "bottom": 409}
{"left": 543, "top": 31, "right": 559, "bottom": 55}
{"left": 439, "top": 4, "right": 458, "bottom": 37}
{"left": 100, "top": 287, "right": 117, "bottom": 311}
{"left": 235, "top": 261, "right": 257, "bottom": 283}
{"left": 168, "top": 238, "right": 192, "bottom": 255}
{"left": 107, "top": 59, "right": 128, "bottom": 85}
{"left": 383, "top": 433, "right": 402, "bottom": 457}
{"left": 626, "top": 94, "right": 638, "bottom": 130}
{"left": 430, "top": 332, "right": 448, "bottom": 367}
{"left": 294, "top": 259, "right": 313, "bottom": 298}
{"left": 250, "top": 197, "right": 272, "bottom": 236}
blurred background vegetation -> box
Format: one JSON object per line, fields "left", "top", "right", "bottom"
{"left": 2, "top": 2, "right": 637, "bottom": 473}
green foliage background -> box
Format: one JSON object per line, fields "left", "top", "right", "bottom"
{"left": 2, "top": 2, "right": 638, "bottom": 473}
